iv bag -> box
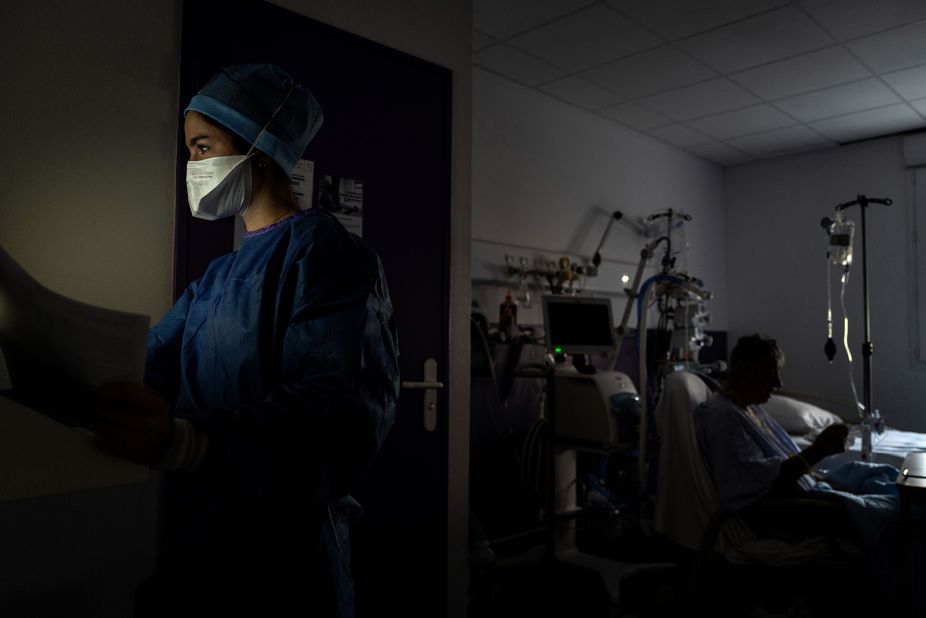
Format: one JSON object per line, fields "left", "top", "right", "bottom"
{"left": 828, "top": 215, "right": 854, "bottom": 267}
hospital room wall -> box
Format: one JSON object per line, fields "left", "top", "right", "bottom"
{"left": 725, "top": 137, "right": 926, "bottom": 431}
{"left": 0, "top": 1, "right": 180, "bottom": 616}
{"left": 472, "top": 68, "right": 729, "bottom": 332}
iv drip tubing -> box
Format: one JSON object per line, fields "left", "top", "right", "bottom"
{"left": 826, "top": 258, "right": 833, "bottom": 339}
{"left": 840, "top": 271, "right": 853, "bottom": 364}
{"left": 839, "top": 269, "right": 863, "bottom": 413}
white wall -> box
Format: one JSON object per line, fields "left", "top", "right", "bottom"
{"left": 472, "top": 69, "right": 728, "bottom": 333}
{"left": 0, "top": 1, "right": 180, "bottom": 616}
{"left": 726, "top": 137, "right": 926, "bottom": 431}
{"left": 0, "top": 2, "right": 179, "bottom": 318}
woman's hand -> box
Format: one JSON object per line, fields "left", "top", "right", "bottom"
{"left": 94, "top": 383, "right": 174, "bottom": 467}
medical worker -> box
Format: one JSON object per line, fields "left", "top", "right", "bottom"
{"left": 94, "top": 64, "right": 399, "bottom": 618}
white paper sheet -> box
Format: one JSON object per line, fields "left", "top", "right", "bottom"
{"left": 291, "top": 158, "right": 316, "bottom": 211}
{"left": 0, "top": 246, "right": 149, "bottom": 428}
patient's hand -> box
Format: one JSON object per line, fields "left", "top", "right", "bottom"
{"left": 813, "top": 424, "right": 849, "bottom": 458}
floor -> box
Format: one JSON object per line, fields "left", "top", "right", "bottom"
{"left": 466, "top": 512, "right": 896, "bottom": 618}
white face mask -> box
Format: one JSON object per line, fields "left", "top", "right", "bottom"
{"left": 184, "top": 83, "right": 296, "bottom": 221}
{"left": 186, "top": 154, "right": 253, "bottom": 221}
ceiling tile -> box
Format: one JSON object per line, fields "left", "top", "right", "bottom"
{"left": 640, "top": 78, "right": 761, "bottom": 121}
{"left": 910, "top": 98, "right": 926, "bottom": 116}
{"left": 799, "top": 0, "right": 926, "bottom": 41}
{"left": 473, "top": 0, "right": 596, "bottom": 40}
{"left": 610, "top": 0, "right": 789, "bottom": 41}
{"left": 685, "top": 142, "right": 755, "bottom": 165}
{"left": 648, "top": 124, "right": 713, "bottom": 147}
{"left": 538, "top": 77, "right": 624, "bottom": 110}
{"left": 473, "top": 30, "right": 496, "bottom": 52}
{"left": 472, "top": 44, "right": 568, "bottom": 86}
{"left": 677, "top": 6, "right": 834, "bottom": 73}
{"left": 599, "top": 102, "right": 673, "bottom": 130}
{"left": 773, "top": 78, "right": 900, "bottom": 122}
{"left": 579, "top": 45, "right": 717, "bottom": 99}
{"left": 509, "top": 5, "right": 662, "bottom": 71}
{"left": 688, "top": 104, "right": 796, "bottom": 140}
{"left": 730, "top": 46, "right": 871, "bottom": 100}
{"left": 809, "top": 103, "right": 925, "bottom": 142}
{"left": 846, "top": 21, "right": 926, "bottom": 73}
{"left": 882, "top": 64, "right": 926, "bottom": 100}
{"left": 726, "top": 124, "right": 834, "bottom": 156}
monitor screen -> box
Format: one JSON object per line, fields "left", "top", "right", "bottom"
{"left": 542, "top": 295, "right": 614, "bottom": 354}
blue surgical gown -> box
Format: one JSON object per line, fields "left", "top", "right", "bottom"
{"left": 144, "top": 210, "right": 398, "bottom": 617}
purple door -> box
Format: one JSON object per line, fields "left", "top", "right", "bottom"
{"left": 177, "top": 2, "right": 452, "bottom": 616}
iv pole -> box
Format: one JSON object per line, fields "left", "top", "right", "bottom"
{"left": 832, "top": 194, "right": 892, "bottom": 459}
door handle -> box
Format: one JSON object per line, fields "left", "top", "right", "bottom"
{"left": 401, "top": 381, "right": 445, "bottom": 389}
{"left": 400, "top": 358, "right": 443, "bottom": 431}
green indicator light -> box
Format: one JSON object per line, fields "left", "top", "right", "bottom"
{"left": 554, "top": 346, "right": 563, "bottom": 353}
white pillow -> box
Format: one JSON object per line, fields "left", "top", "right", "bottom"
{"left": 762, "top": 394, "right": 844, "bottom": 435}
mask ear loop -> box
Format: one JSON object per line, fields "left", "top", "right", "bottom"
{"left": 238, "top": 84, "right": 296, "bottom": 216}
{"left": 244, "top": 84, "right": 297, "bottom": 159}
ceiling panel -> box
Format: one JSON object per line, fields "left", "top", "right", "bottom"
{"left": 677, "top": 6, "right": 834, "bottom": 74}
{"left": 882, "top": 64, "right": 926, "bottom": 101}
{"left": 579, "top": 45, "right": 717, "bottom": 99}
{"left": 688, "top": 104, "right": 795, "bottom": 140}
{"left": 799, "top": 0, "right": 926, "bottom": 41}
{"left": 640, "top": 78, "right": 760, "bottom": 121}
{"left": 809, "top": 103, "right": 925, "bottom": 142}
{"left": 911, "top": 99, "right": 926, "bottom": 117}
{"left": 473, "top": 0, "right": 595, "bottom": 39}
{"left": 472, "top": 1, "right": 926, "bottom": 167}
{"left": 509, "top": 5, "right": 662, "bottom": 71}
{"left": 647, "top": 124, "right": 713, "bottom": 148}
{"left": 472, "top": 44, "right": 568, "bottom": 85}
{"left": 729, "top": 46, "right": 871, "bottom": 100}
{"left": 773, "top": 78, "right": 901, "bottom": 123}
{"left": 538, "top": 76, "right": 625, "bottom": 110}
{"left": 473, "top": 30, "right": 496, "bottom": 52}
{"left": 610, "top": 0, "right": 789, "bottom": 41}
{"left": 726, "top": 124, "right": 834, "bottom": 156}
{"left": 599, "top": 101, "right": 673, "bottom": 130}
{"left": 846, "top": 21, "right": 926, "bottom": 73}
{"left": 685, "top": 141, "right": 755, "bottom": 165}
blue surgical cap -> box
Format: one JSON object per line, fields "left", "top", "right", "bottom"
{"left": 185, "top": 64, "right": 324, "bottom": 174}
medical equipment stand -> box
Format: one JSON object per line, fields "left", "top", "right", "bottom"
{"left": 543, "top": 362, "right": 675, "bottom": 616}
{"left": 834, "top": 194, "right": 891, "bottom": 459}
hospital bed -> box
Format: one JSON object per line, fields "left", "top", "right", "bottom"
{"left": 762, "top": 391, "right": 926, "bottom": 469}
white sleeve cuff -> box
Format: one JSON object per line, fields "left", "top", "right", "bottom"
{"left": 157, "top": 418, "right": 210, "bottom": 471}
